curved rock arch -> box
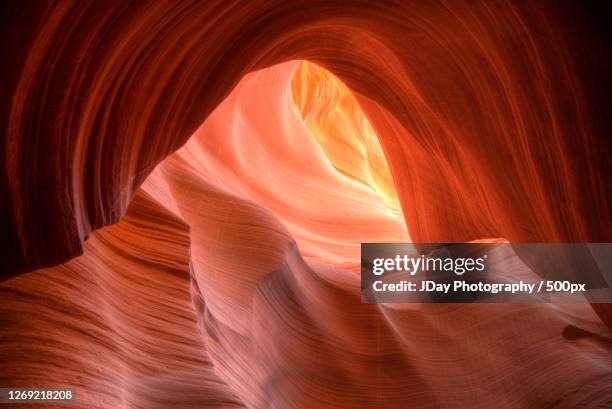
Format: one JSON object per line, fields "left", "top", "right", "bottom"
{"left": 2, "top": 1, "right": 610, "bottom": 320}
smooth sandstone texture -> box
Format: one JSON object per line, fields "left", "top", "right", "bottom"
{"left": 2, "top": 1, "right": 610, "bottom": 273}
{"left": 1, "top": 60, "right": 610, "bottom": 409}
{"left": 0, "top": 190, "right": 243, "bottom": 408}
{"left": 1, "top": 2, "right": 611, "bottom": 408}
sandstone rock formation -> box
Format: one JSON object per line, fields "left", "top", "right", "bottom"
{"left": 1, "top": 2, "right": 611, "bottom": 408}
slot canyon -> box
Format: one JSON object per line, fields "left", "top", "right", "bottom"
{"left": 1, "top": 1, "right": 611, "bottom": 408}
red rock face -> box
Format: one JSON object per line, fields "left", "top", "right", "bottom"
{"left": 1, "top": 2, "right": 611, "bottom": 408}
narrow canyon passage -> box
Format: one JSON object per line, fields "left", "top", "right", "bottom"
{"left": 1, "top": 61, "right": 610, "bottom": 409}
